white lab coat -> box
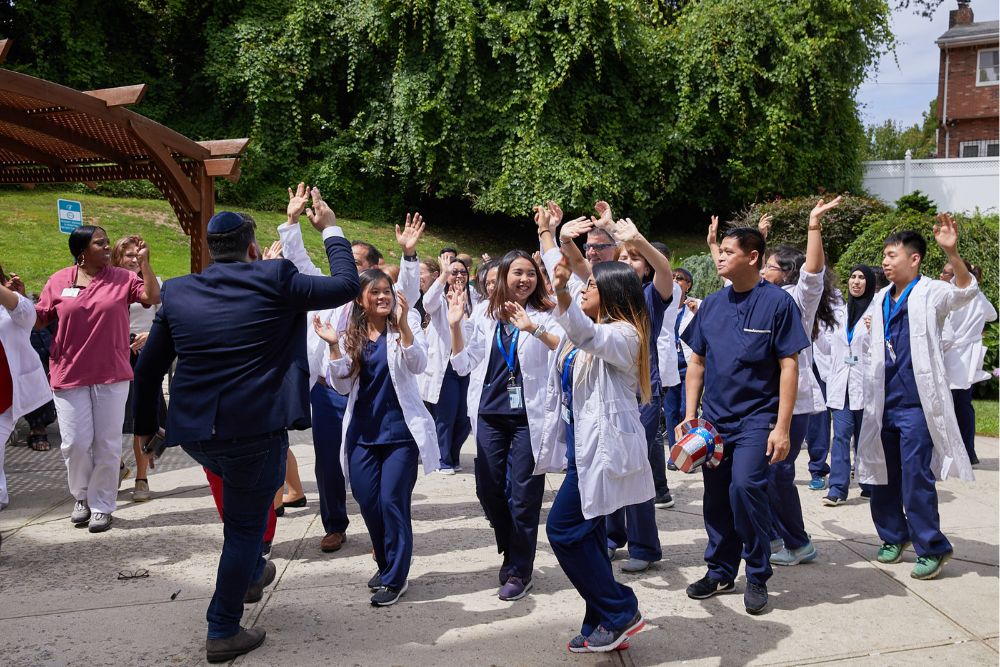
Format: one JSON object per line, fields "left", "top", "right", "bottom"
{"left": 942, "top": 291, "right": 997, "bottom": 389}
{"left": 857, "top": 276, "right": 980, "bottom": 485}
{"left": 324, "top": 309, "right": 438, "bottom": 485}
{"left": 656, "top": 281, "right": 684, "bottom": 389}
{"left": 825, "top": 300, "right": 872, "bottom": 412}
{"left": 783, "top": 268, "right": 827, "bottom": 415}
{"left": 0, "top": 294, "right": 52, "bottom": 419}
{"left": 417, "top": 279, "right": 473, "bottom": 404}
{"left": 675, "top": 297, "right": 701, "bottom": 363}
{"left": 451, "top": 305, "right": 563, "bottom": 462}
{"left": 534, "top": 298, "right": 655, "bottom": 519}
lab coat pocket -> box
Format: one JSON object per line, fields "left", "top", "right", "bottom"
{"left": 599, "top": 398, "right": 647, "bottom": 478}
{"left": 738, "top": 329, "right": 772, "bottom": 365}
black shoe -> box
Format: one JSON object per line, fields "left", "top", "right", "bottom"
{"left": 860, "top": 488, "right": 871, "bottom": 499}
{"left": 262, "top": 540, "right": 272, "bottom": 556}
{"left": 371, "top": 582, "right": 408, "bottom": 606}
{"left": 654, "top": 492, "right": 675, "bottom": 509}
{"left": 970, "top": 455, "right": 980, "bottom": 466}
{"left": 744, "top": 582, "right": 768, "bottom": 615}
{"left": 367, "top": 570, "right": 383, "bottom": 591}
{"left": 667, "top": 461, "right": 678, "bottom": 471}
{"left": 244, "top": 561, "right": 276, "bottom": 604}
{"left": 284, "top": 495, "right": 307, "bottom": 508}
{"left": 274, "top": 505, "right": 285, "bottom": 518}
{"left": 206, "top": 627, "right": 266, "bottom": 663}
{"left": 686, "top": 575, "right": 735, "bottom": 600}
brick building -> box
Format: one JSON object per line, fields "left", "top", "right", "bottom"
{"left": 935, "top": 1, "right": 999, "bottom": 158}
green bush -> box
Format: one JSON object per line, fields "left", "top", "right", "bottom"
{"left": 729, "top": 194, "right": 889, "bottom": 265}
{"left": 681, "top": 253, "right": 723, "bottom": 300}
{"left": 895, "top": 190, "right": 937, "bottom": 215}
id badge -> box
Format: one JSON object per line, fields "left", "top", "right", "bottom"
{"left": 61, "top": 287, "right": 81, "bottom": 298}
{"left": 507, "top": 377, "right": 523, "bottom": 410}
{"left": 886, "top": 340, "right": 897, "bottom": 363}
{"left": 844, "top": 355, "right": 859, "bottom": 366}
{"left": 561, "top": 395, "right": 572, "bottom": 424}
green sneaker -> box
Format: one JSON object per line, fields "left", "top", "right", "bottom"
{"left": 911, "top": 552, "right": 952, "bottom": 580}
{"left": 876, "top": 542, "right": 909, "bottom": 564}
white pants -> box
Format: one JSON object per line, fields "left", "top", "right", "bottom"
{"left": 54, "top": 381, "right": 129, "bottom": 514}
{"left": 0, "top": 408, "right": 12, "bottom": 509}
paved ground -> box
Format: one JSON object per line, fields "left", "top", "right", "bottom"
{"left": 1, "top": 425, "right": 997, "bottom": 667}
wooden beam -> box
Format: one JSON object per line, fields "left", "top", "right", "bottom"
{"left": 0, "top": 135, "right": 67, "bottom": 169}
{"left": 83, "top": 84, "right": 148, "bottom": 108}
{"left": 0, "top": 40, "right": 11, "bottom": 65}
{"left": 130, "top": 116, "right": 210, "bottom": 161}
{"left": 130, "top": 119, "right": 200, "bottom": 213}
{"left": 0, "top": 107, "right": 133, "bottom": 163}
{"left": 197, "top": 138, "right": 250, "bottom": 157}
{"left": 0, "top": 163, "right": 158, "bottom": 184}
{"left": 204, "top": 158, "right": 239, "bottom": 177}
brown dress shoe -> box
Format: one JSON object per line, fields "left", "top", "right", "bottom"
{"left": 321, "top": 532, "right": 346, "bottom": 553}
{"left": 206, "top": 627, "right": 266, "bottom": 663}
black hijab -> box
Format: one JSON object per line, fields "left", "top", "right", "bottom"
{"left": 847, "top": 264, "right": 877, "bottom": 332}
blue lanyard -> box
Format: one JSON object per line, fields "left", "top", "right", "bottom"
{"left": 561, "top": 348, "right": 579, "bottom": 396}
{"left": 883, "top": 277, "right": 920, "bottom": 340}
{"left": 495, "top": 323, "right": 519, "bottom": 375}
{"left": 846, "top": 320, "right": 858, "bottom": 346}
{"left": 674, "top": 308, "right": 685, "bottom": 338}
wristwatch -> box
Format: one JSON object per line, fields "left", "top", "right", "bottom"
{"left": 403, "top": 253, "right": 418, "bottom": 262}
{"left": 532, "top": 324, "right": 547, "bottom": 338}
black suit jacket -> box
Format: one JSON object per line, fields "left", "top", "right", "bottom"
{"left": 133, "top": 234, "right": 359, "bottom": 444}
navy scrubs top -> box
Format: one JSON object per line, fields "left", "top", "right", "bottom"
{"left": 884, "top": 293, "right": 921, "bottom": 410}
{"left": 644, "top": 281, "right": 671, "bottom": 396}
{"left": 347, "top": 332, "right": 413, "bottom": 446}
{"left": 479, "top": 322, "right": 527, "bottom": 416}
{"left": 682, "top": 280, "right": 810, "bottom": 433}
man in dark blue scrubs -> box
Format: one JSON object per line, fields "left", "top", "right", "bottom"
{"left": 679, "top": 227, "right": 809, "bottom": 615}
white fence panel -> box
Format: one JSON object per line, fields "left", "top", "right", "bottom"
{"left": 863, "top": 154, "right": 999, "bottom": 213}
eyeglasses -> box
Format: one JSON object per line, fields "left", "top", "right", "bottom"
{"left": 118, "top": 569, "right": 150, "bottom": 580}
{"left": 584, "top": 242, "right": 616, "bottom": 252}
{"left": 673, "top": 275, "right": 690, "bottom": 283}
{"left": 450, "top": 269, "right": 468, "bottom": 276}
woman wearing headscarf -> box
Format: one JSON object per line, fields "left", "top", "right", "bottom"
{"left": 822, "top": 265, "right": 876, "bottom": 506}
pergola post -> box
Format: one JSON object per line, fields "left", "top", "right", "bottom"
{"left": 193, "top": 164, "right": 214, "bottom": 273}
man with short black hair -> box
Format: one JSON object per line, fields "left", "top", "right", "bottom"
{"left": 351, "top": 240, "right": 382, "bottom": 271}
{"left": 857, "top": 215, "right": 978, "bottom": 581}
{"left": 133, "top": 188, "right": 359, "bottom": 662}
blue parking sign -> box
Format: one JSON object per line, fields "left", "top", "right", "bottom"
{"left": 58, "top": 199, "right": 83, "bottom": 234}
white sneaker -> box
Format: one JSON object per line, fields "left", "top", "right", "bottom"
{"left": 70, "top": 500, "right": 91, "bottom": 524}
{"left": 437, "top": 468, "right": 456, "bottom": 476}
{"left": 89, "top": 512, "right": 113, "bottom": 533}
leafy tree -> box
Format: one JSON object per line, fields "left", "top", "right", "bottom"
{"left": 864, "top": 99, "right": 938, "bottom": 160}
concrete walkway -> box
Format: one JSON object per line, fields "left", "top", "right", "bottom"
{"left": 1, "top": 428, "right": 997, "bottom": 666}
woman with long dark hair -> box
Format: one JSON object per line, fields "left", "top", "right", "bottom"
{"left": 36, "top": 225, "right": 159, "bottom": 532}
{"left": 758, "top": 197, "right": 840, "bottom": 565}
{"left": 316, "top": 268, "right": 437, "bottom": 606}
{"left": 823, "top": 265, "right": 876, "bottom": 506}
{"left": 420, "top": 256, "right": 474, "bottom": 474}
{"left": 536, "top": 256, "right": 653, "bottom": 653}
{"left": 450, "top": 249, "right": 561, "bottom": 601}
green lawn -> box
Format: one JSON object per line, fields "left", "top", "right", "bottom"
{"left": 974, "top": 399, "right": 999, "bottom": 437}
{"left": 0, "top": 189, "right": 707, "bottom": 294}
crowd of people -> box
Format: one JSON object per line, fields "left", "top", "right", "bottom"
{"left": 0, "top": 184, "right": 993, "bottom": 662}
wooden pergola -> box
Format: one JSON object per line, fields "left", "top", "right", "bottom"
{"left": 0, "top": 39, "right": 248, "bottom": 272}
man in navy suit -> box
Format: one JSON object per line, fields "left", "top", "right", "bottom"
{"left": 133, "top": 188, "right": 359, "bottom": 663}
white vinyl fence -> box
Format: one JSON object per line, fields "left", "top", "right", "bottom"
{"left": 863, "top": 153, "right": 999, "bottom": 213}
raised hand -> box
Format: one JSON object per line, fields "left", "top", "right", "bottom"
{"left": 933, "top": 212, "right": 959, "bottom": 254}
{"left": 533, "top": 204, "right": 551, "bottom": 236}
{"left": 502, "top": 300, "right": 535, "bottom": 332}
{"left": 313, "top": 314, "right": 339, "bottom": 345}
{"left": 707, "top": 215, "right": 719, "bottom": 248}
{"left": 559, "top": 216, "right": 593, "bottom": 244}
{"left": 809, "top": 196, "right": 843, "bottom": 224}
{"left": 446, "top": 288, "right": 467, "bottom": 326}
{"left": 394, "top": 290, "right": 410, "bottom": 322}
{"left": 136, "top": 239, "right": 150, "bottom": 264}
{"left": 552, "top": 254, "right": 572, "bottom": 291}
{"left": 609, "top": 217, "right": 641, "bottom": 243}
{"left": 396, "top": 213, "right": 425, "bottom": 256}
{"left": 262, "top": 240, "right": 284, "bottom": 260}
{"left": 305, "top": 187, "right": 337, "bottom": 231}
{"left": 757, "top": 213, "right": 773, "bottom": 240}
{"left": 594, "top": 200, "right": 614, "bottom": 227}
{"left": 5, "top": 273, "right": 25, "bottom": 296}
{"left": 481, "top": 253, "right": 491, "bottom": 263}
{"left": 546, "top": 200, "right": 564, "bottom": 228}
{"left": 287, "top": 182, "right": 309, "bottom": 222}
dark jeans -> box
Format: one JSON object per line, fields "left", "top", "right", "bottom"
{"left": 182, "top": 431, "right": 288, "bottom": 639}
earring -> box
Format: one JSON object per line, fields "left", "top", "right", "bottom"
{"left": 78, "top": 255, "right": 85, "bottom": 267}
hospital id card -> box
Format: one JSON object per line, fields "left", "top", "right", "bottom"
{"left": 507, "top": 377, "right": 523, "bottom": 410}
{"left": 844, "top": 355, "right": 859, "bottom": 366}
{"left": 61, "top": 287, "right": 81, "bottom": 298}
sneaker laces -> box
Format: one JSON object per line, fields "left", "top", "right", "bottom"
{"left": 914, "top": 555, "right": 935, "bottom": 566}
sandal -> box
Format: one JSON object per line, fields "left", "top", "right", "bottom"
{"left": 29, "top": 434, "right": 51, "bottom": 452}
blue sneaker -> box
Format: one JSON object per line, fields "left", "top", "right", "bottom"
{"left": 498, "top": 576, "right": 532, "bottom": 601}
{"left": 808, "top": 477, "right": 828, "bottom": 491}
{"left": 770, "top": 541, "right": 818, "bottom": 566}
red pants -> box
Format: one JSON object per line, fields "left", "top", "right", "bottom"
{"left": 204, "top": 467, "right": 277, "bottom": 543}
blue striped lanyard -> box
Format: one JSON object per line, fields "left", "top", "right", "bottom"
{"left": 495, "top": 323, "right": 519, "bottom": 377}
{"left": 883, "top": 277, "right": 920, "bottom": 341}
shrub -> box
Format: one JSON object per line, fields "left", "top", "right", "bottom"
{"left": 895, "top": 190, "right": 937, "bottom": 215}
{"left": 681, "top": 253, "right": 723, "bottom": 300}
{"left": 729, "top": 193, "right": 889, "bottom": 265}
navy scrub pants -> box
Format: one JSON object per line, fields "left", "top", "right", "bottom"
{"left": 348, "top": 440, "right": 419, "bottom": 588}
{"left": 548, "top": 460, "right": 639, "bottom": 636}
{"left": 768, "top": 413, "right": 812, "bottom": 550}
{"left": 951, "top": 387, "right": 977, "bottom": 463}
{"left": 606, "top": 395, "right": 663, "bottom": 562}
{"left": 476, "top": 413, "right": 546, "bottom": 583}
{"left": 829, "top": 405, "right": 870, "bottom": 500}
{"left": 428, "top": 367, "right": 472, "bottom": 470}
{"left": 701, "top": 427, "right": 773, "bottom": 585}
{"left": 310, "top": 383, "right": 350, "bottom": 535}
{"left": 806, "top": 365, "right": 831, "bottom": 480}
{"left": 870, "top": 407, "right": 952, "bottom": 557}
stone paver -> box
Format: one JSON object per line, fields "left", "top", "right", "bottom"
{"left": 1, "top": 428, "right": 997, "bottom": 666}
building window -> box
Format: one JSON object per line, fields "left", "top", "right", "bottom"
{"left": 958, "top": 140, "right": 1000, "bottom": 157}
{"left": 978, "top": 48, "right": 999, "bottom": 86}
